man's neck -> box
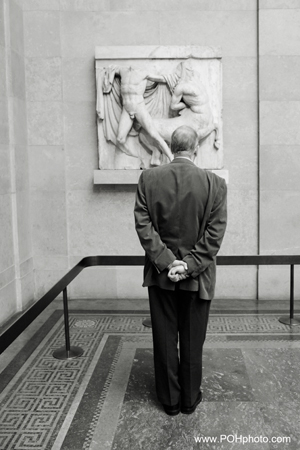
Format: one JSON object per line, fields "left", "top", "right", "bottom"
{"left": 174, "top": 152, "right": 194, "bottom": 161}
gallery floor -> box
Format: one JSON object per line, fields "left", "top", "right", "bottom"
{"left": 0, "top": 298, "right": 300, "bottom": 450}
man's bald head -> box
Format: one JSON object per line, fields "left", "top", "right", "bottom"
{"left": 171, "top": 126, "right": 198, "bottom": 155}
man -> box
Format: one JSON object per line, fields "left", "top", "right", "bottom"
{"left": 134, "top": 126, "right": 227, "bottom": 416}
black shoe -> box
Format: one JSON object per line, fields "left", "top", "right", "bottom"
{"left": 181, "top": 391, "right": 202, "bottom": 415}
{"left": 162, "top": 402, "right": 181, "bottom": 416}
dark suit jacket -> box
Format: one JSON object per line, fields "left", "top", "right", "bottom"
{"left": 134, "top": 158, "right": 227, "bottom": 300}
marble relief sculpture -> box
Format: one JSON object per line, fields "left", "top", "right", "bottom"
{"left": 96, "top": 56, "right": 222, "bottom": 170}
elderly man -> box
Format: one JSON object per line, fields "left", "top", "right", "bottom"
{"left": 134, "top": 125, "right": 227, "bottom": 416}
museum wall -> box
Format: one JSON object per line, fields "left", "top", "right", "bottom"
{"left": 0, "top": 0, "right": 34, "bottom": 326}
{"left": 2, "top": 0, "right": 296, "bottom": 306}
{"left": 259, "top": 0, "right": 300, "bottom": 299}
{"left": 21, "top": 0, "right": 258, "bottom": 300}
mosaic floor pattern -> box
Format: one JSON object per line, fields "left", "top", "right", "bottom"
{"left": 0, "top": 311, "right": 300, "bottom": 450}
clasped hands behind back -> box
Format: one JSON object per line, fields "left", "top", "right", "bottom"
{"left": 168, "top": 260, "right": 189, "bottom": 283}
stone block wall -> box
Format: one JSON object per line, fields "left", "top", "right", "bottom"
{"left": 0, "top": 0, "right": 16, "bottom": 323}
{"left": 0, "top": 0, "right": 34, "bottom": 326}
{"left": 259, "top": 0, "right": 300, "bottom": 299}
{"left": 21, "top": 0, "right": 259, "bottom": 301}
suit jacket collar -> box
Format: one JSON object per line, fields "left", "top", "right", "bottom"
{"left": 170, "top": 157, "right": 196, "bottom": 166}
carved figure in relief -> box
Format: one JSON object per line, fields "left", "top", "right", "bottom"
{"left": 145, "top": 61, "right": 220, "bottom": 150}
{"left": 97, "top": 65, "right": 173, "bottom": 166}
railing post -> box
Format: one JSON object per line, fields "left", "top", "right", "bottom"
{"left": 290, "top": 264, "right": 294, "bottom": 320}
{"left": 279, "top": 264, "right": 300, "bottom": 326}
{"left": 63, "top": 287, "right": 71, "bottom": 352}
{"left": 53, "top": 287, "right": 84, "bottom": 359}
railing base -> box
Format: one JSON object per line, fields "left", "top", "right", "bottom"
{"left": 53, "top": 346, "right": 84, "bottom": 360}
{"left": 278, "top": 316, "right": 300, "bottom": 326}
{"left": 143, "top": 317, "right": 152, "bottom": 328}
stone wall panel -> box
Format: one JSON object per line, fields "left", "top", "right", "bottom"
{"left": 24, "top": 10, "right": 60, "bottom": 57}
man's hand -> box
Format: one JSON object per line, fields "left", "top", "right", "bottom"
{"left": 168, "top": 262, "right": 189, "bottom": 283}
{"left": 169, "top": 260, "right": 188, "bottom": 270}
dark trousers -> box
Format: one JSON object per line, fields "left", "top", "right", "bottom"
{"left": 148, "top": 285, "right": 211, "bottom": 407}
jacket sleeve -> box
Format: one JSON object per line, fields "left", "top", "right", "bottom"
{"left": 134, "top": 171, "right": 176, "bottom": 273}
{"left": 183, "top": 179, "right": 227, "bottom": 278}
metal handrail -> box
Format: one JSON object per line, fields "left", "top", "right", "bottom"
{"left": 1, "top": 255, "right": 300, "bottom": 355}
